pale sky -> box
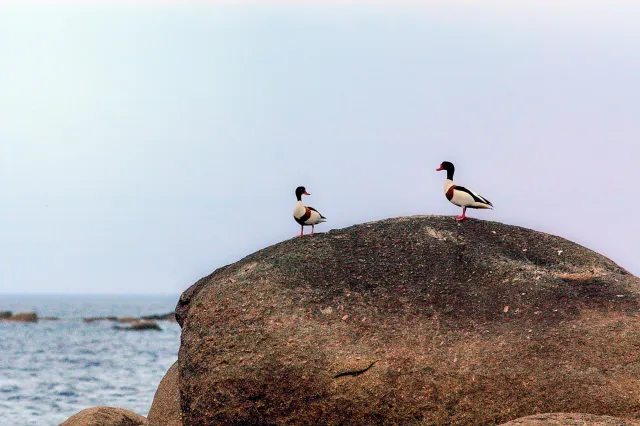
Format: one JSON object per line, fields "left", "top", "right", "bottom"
{"left": 1, "top": 1, "right": 639, "bottom": 294}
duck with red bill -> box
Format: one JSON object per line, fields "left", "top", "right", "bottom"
{"left": 293, "top": 186, "right": 326, "bottom": 236}
{"left": 436, "top": 161, "right": 493, "bottom": 221}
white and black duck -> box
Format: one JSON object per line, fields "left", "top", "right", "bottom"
{"left": 293, "top": 186, "right": 327, "bottom": 236}
{"left": 436, "top": 161, "right": 493, "bottom": 221}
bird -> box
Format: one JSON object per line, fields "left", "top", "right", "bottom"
{"left": 293, "top": 186, "right": 327, "bottom": 236}
{"left": 436, "top": 161, "right": 493, "bottom": 221}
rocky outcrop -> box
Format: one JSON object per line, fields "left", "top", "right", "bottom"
{"left": 148, "top": 361, "right": 182, "bottom": 426}
{"left": 113, "top": 321, "right": 161, "bottom": 331}
{"left": 176, "top": 216, "right": 640, "bottom": 426}
{"left": 4, "top": 312, "right": 38, "bottom": 322}
{"left": 499, "top": 413, "right": 640, "bottom": 425}
{"left": 60, "top": 406, "right": 147, "bottom": 425}
{"left": 0, "top": 311, "right": 12, "bottom": 319}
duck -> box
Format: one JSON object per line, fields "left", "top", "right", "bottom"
{"left": 293, "top": 186, "right": 327, "bottom": 236}
{"left": 436, "top": 161, "right": 493, "bottom": 221}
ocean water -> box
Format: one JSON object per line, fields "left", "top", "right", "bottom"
{"left": 0, "top": 295, "right": 181, "bottom": 426}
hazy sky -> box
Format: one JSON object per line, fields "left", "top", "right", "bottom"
{"left": 1, "top": 1, "right": 639, "bottom": 294}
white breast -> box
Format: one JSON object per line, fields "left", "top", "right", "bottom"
{"left": 444, "top": 179, "right": 454, "bottom": 194}
{"left": 293, "top": 201, "right": 306, "bottom": 219}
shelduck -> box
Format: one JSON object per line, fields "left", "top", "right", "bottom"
{"left": 436, "top": 161, "right": 493, "bottom": 221}
{"left": 293, "top": 186, "right": 326, "bottom": 236}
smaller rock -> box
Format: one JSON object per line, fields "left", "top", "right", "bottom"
{"left": 41, "top": 317, "right": 60, "bottom": 321}
{"left": 7, "top": 312, "right": 38, "bottom": 323}
{"left": 148, "top": 361, "right": 182, "bottom": 426}
{"left": 114, "top": 321, "right": 162, "bottom": 331}
{"left": 60, "top": 406, "right": 147, "bottom": 425}
{"left": 0, "top": 311, "right": 12, "bottom": 319}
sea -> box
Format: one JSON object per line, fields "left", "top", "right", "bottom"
{"left": 0, "top": 294, "right": 181, "bottom": 426}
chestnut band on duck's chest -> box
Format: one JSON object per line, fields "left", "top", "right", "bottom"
{"left": 295, "top": 207, "right": 312, "bottom": 225}
{"left": 446, "top": 185, "right": 456, "bottom": 201}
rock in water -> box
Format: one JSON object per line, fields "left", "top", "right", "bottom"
{"left": 60, "top": 406, "right": 147, "bottom": 425}
{"left": 141, "top": 312, "right": 177, "bottom": 322}
{"left": 84, "top": 316, "right": 118, "bottom": 323}
{"left": 0, "top": 311, "right": 12, "bottom": 319}
{"left": 499, "top": 413, "right": 640, "bottom": 425}
{"left": 176, "top": 216, "right": 640, "bottom": 426}
{"left": 148, "top": 361, "right": 182, "bottom": 426}
{"left": 113, "top": 321, "right": 162, "bottom": 331}
{"left": 7, "top": 312, "right": 38, "bottom": 322}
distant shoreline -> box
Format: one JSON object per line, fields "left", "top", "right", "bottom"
{"left": 0, "top": 293, "right": 181, "bottom": 297}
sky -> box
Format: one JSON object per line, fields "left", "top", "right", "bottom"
{"left": 1, "top": 1, "right": 639, "bottom": 294}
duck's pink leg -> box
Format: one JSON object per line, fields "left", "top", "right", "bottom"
{"left": 311, "top": 225, "right": 315, "bottom": 235}
{"left": 456, "top": 207, "right": 467, "bottom": 221}
{"left": 299, "top": 225, "right": 304, "bottom": 237}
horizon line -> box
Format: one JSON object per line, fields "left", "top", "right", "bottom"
{"left": 0, "top": 292, "right": 181, "bottom": 297}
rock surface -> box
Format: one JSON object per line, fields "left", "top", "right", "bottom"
{"left": 499, "top": 413, "right": 640, "bottom": 425}
{"left": 148, "top": 361, "right": 182, "bottom": 426}
{"left": 176, "top": 216, "right": 640, "bottom": 426}
{"left": 60, "top": 406, "right": 147, "bottom": 425}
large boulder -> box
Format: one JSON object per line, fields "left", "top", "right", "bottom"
{"left": 148, "top": 361, "right": 182, "bottom": 426}
{"left": 499, "top": 413, "right": 640, "bottom": 425}
{"left": 176, "top": 216, "right": 640, "bottom": 426}
{"left": 60, "top": 406, "right": 147, "bottom": 425}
